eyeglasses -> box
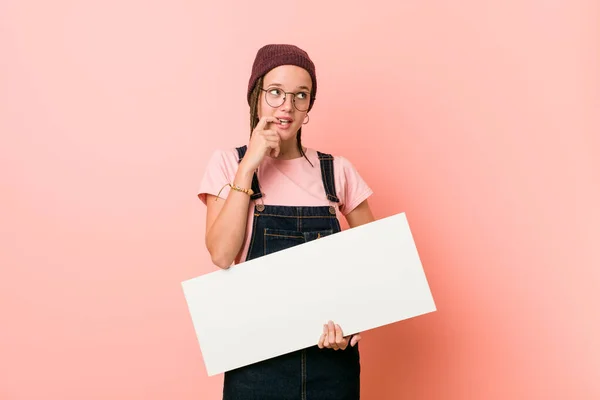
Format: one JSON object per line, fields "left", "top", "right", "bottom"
{"left": 260, "top": 87, "right": 311, "bottom": 112}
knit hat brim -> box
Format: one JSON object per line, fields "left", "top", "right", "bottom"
{"left": 247, "top": 44, "right": 317, "bottom": 112}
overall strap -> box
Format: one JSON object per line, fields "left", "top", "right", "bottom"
{"left": 316, "top": 151, "right": 340, "bottom": 203}
{"left": 235, "top": 145, "right": 263, "bottom": 200}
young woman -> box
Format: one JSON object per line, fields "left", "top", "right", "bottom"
{"left": 197, "top": 44, "right": 375, "bottom": 399}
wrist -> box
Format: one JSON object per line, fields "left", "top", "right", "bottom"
{"left": 236, "top": 160, "right": 256, "bottom": 181}
{"left": 228, "top": 183, "right": 254, "bottom": 196}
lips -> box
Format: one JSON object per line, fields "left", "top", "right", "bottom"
{"left": 276, "top": 116, "right": 293, "bottom": 125}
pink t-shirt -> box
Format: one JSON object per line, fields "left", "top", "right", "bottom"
{"left": 197, "top": 147, "right": 373, "bottom": 264}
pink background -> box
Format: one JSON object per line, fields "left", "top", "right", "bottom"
{"left": 2, "top": 0, "right": 599, "bottom": 399}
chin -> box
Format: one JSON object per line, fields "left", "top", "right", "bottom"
{"left": 276, "top": 126, "right": 301, "bottom": 141}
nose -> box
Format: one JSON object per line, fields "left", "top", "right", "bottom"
{"left": 279, "top": 93, "right": 294, "bottom": 112}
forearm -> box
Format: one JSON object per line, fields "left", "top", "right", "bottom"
{"left": 205, "top": 163, "right": 255, "bottom": 268}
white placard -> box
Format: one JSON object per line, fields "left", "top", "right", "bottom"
{"left": 182, "top": 212, "right": 436, "bottom": 376}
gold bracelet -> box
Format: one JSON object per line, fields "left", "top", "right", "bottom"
{"left": 229, "top": 183, "right": 254, "bottom": 196}
{"left": 216, "top": 183, "right": 254, "bottom": 199}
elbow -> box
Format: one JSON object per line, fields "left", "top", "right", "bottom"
{"left": 208, "top": 247, "right": 233, "bottom": 269}
{"left": 212, "top": 255, "right": 232, "bottom": 269}
{"left": 205, "top": 233, "right": 235, "bottom": 269}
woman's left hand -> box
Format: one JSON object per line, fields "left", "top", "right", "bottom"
{"left": 318, "top": 320, "right": 362, "bottom": 350}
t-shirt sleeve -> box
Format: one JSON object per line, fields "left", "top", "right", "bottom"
{"left": 197, "top": 148, "right": 237, "bottom": 205}
{"left": 336, "top": 156, "right": 373, "bottom": 215}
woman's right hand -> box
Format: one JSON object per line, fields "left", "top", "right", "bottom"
{"left": 240, "top": 116, "right": 281, "bottom": 172}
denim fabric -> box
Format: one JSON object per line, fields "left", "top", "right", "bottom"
{"left": 315, "top": 151, "right": 340, "bottom": 203}
{"left": 222, "top": 147, "right": 361, "bottom": 400}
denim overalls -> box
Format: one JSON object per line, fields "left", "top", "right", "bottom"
{"left": 222, "top": 145, "right": 361, "bottom": 400}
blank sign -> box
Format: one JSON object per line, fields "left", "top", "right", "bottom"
{"left": 181, "top": 212, "right": 436, "bottom": 376}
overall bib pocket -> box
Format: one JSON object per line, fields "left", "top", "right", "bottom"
{"left": 264, "top": 228, "right": 334, "bottom": 256}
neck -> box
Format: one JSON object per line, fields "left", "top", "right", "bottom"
{"left": 273, "top": 138, "right": 304, "bottom": 160}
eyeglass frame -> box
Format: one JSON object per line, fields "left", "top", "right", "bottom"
{"left": 259, "top": 87, "right": 312, "bottom": 112}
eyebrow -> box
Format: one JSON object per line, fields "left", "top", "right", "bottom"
{"left": 267, "top": 83, "right": 311, "bottom": 91}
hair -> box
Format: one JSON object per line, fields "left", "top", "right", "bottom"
{"left": 249, "top": 76, "right": 313, "bottom": 166}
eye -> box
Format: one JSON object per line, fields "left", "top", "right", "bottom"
{"left": 268, "top": 88, "right": 281, "bottom": 96}
{"left": 296, "top": 92, "right": 308, "bottom": 99}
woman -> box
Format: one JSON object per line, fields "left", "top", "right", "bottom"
{"left": 197, "top": 44, "right": 375, "bottom": 399}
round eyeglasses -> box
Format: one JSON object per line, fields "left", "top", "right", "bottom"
{"left": 260, "top": 87, "right": 311, "bottom": 112}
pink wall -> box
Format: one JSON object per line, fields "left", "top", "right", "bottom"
{"left": 2, "top": 0, "right": 599, "bottom": 399}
